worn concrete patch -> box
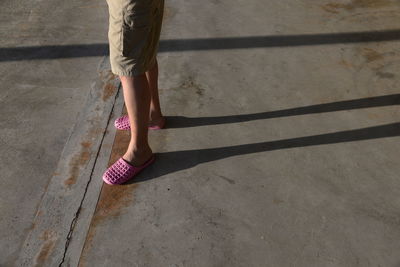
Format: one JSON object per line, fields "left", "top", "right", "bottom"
{"left": 64, "top": 141, "right": 93, "bottom": 187}
{"left": 78, "top": 105, "right": 140, "bottom": 266}
{"left": 101, "top": 70, "right": 118, "bottom": 101}
{"left": 34, "top": 230, "right": 58, "bottom": 266}
{"left": 55, "top": 72, "right": 126, "bottom": 267}
{"left": 321, "top": 0, "right": 392, "bottom": 13}
{"left": 15, "top": 56, "right": 121, "bottom": 266}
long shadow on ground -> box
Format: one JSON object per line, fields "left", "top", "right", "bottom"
{"left": 130, "top": 122, "right": 399, "bottom": 183}
{"left": 129, "top": 92, "right": 400, "bottom": 183}
{"left": 2, "top": 29, "right": 400, "bottom": 61}
{"left": 163, "top": 94, "right": 400, "bottom": 129}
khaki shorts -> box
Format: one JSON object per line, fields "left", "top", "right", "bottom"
{"left": 106, "top": 0, "right": 164, "bottom": 76}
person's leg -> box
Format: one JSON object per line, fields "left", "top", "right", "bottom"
{"left": 120, "top": 74, "right": 153, "bottom": 166}
{"left": 145, "top": 58, "right": 165, "bottom": 127}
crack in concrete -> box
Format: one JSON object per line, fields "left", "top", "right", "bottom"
{"left": 58, "top": 83, "right": 121, "bottom": 267}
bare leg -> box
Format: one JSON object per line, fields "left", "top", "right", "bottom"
{"left": 120, "top": 74, "right": 153, "bottom": 166}
{"left": 145, "top": 59, "right": 165, "bottom": 127}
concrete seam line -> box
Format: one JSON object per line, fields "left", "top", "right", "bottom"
{"left": 15, "top": 56, "right": 120, "bottom": 266}
{"left": 58, "top": 81, "right": 122, "bottom": 267}
{"left": 59, "top": 70, "right": 125, "bottom": 266}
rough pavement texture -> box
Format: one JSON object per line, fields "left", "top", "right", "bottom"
{"left": 80, "top": 0, "right": 400, "bottom": 266}
{"left": 0, "top": 0, "right": 111, "bottom": 265}
{"left": 2, "top": 0, "right": 400, "bottom": 266}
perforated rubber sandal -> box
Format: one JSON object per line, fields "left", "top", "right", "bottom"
{"left": 114, "top": 115, "right": 130, "bottom": 130}
{"left": 114, "top": 115, "right": 166, "bottom": 130}
{"left": 102, "top": 154, "right": 155, "bottom": 185}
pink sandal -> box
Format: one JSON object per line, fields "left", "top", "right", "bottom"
{"left": 114, "top": 115, "right": 166, "bottom": 130}
{"left": 102, "top": 154, "right": 156, "bottom": 185}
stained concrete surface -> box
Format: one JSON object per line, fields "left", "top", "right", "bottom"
{"left": 79, "top": 0, "right": 400, "bottom": 266}
{"left": 0, "top": 0, "right": 112, "bottom": 265}
{"left": 2, "top": 0, "right": 400, "bottom": 266}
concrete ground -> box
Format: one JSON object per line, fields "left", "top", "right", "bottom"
{"left": 1, "top": 0, "right": 400, "bottom": 266}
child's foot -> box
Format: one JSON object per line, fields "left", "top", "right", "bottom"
{"left": 122, "top": 148, "right": 153, "bottom": 167}
{"left": 148, "top": 115, "right": 166, "bottom": 129}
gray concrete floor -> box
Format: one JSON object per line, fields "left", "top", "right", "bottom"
{"left": 0, "top": 0, "right": 111, "bottom": 265}
{"left": 1, "top": 0, "right": 400, "bottom": 266}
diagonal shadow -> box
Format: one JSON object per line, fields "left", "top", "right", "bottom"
{"left": 0, "top": 44, "right": 108, "bottom": 62}
{"left": 1, "top": 29, "right": 400, "bottom": 62}
{"left": 158, "top": 29, "right": 400, "bottom": 52}
{"left": 128, "top": 122, "right": 400, "bottom": 184}
{"left": 164, "top": 94, "right": 400, "bottom": 129}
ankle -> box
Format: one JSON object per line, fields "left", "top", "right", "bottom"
{"left": 149, "top": 111, "right": 163, "bottom": 120}
{"left": 123, "top": 147, "right": 153, "bottom": 166}
{"left": 127, "top": 143, "right": 151, "bottom": 153}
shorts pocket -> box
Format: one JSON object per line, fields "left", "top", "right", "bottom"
{"left": 120, "top": 9, "right": 151, "bottom": 57}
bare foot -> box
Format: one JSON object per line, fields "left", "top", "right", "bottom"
{"left": 149, "top": 115, "right": 165, "bottom": 128}
{"left": 122, "top": 148, "right": 153, "bottom": 167}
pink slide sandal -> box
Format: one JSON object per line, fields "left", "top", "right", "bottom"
{"left": 114, "top": 115, "right": 166, "bottom": 130}
{"left": 102, "top": 154, "right": 156, "bottom": 185}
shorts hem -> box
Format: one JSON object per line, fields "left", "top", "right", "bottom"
{"left": 110, "top": 57, "right": 157, "bottom": 77}
{"left": 111, "top": 68, "right": 146, "bottom": 77}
